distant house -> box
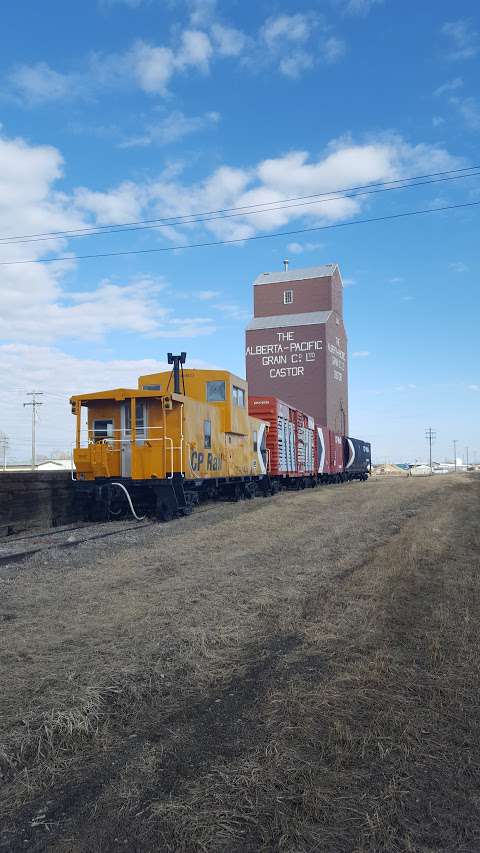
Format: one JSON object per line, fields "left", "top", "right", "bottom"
{"left": 35, "top": 459, "right": 73, "bottom": 471}
{"left": 410, "top": 464, "right": 432, "bottom": 477}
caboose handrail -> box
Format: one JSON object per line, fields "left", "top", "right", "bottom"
{"left": 165, "top": 435, "right": 174, "bottom": 479}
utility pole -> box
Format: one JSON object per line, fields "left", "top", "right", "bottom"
{"left": 23, "top": 392, "right": 43, "bottom": 471}
{"left": 453, "top": 439, "right": 458, "bottom": 473}
{"left": 425, "top": 427, "right": 436, "bottom": 471}
{"left": 0, "top": 433, "right": 8, "bottom": 471}
{"left": 465, "top": 447, "right": 469, "bottom": 468}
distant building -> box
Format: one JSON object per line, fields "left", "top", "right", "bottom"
{"left": 0, "top": 459, "right": 73, "bottom": 473}
{"left": 410, "top": 464, "right": 432, "bottom": 477}
{"left": 36, "top": 459, "right": 72, "bottom": 471}
{"left": 245, "top": 264, "right": 348, "bottom": 433}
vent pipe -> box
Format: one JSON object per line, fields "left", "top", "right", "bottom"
{"left": 167, "top": 352, "right": 187, "bottom": 394}
{"left": 283, "top": 259, "right": 289, "bottom": 272}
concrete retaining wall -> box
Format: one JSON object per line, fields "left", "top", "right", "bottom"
{"left": 0, "top": 472, "right": 80, "bottom": 536}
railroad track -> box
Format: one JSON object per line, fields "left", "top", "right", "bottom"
{"left": 0, "top": 479, "right": 284, "bottom": 573}
{"left": 0, "top": 520, "right": 155, "bottom": 568}
{"left": 0, "top": 502, "right": 225, "bottom": 569}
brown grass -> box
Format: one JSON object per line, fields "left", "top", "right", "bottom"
{"left": 0, "top": 474, "right": 479, "bottom": 851}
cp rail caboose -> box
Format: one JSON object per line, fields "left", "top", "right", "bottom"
{"left": 71, "top": 354, "right": 269, "bottom": 521}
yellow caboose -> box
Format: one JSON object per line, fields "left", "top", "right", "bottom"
{"left": 70, "top": 354, "right": 270, "bottom": 520}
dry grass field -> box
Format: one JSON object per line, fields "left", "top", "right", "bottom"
{"left": 1, "top": 474, "right": 479, "bottom": 852}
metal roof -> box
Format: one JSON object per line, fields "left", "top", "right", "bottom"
{"left": 253, "top": 264, "right": 338, "bottom": 286}
{"left": 246, "top": 310, "right": 332, "bottom": 331}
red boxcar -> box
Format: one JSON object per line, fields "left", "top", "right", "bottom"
{"left": 316, "top": 426, "right": 345, "bottom": 481}
{"left": 249, "top": 396, "right": 315, "bottom": 485}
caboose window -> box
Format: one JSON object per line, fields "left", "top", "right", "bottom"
{"left": 204, "top": 419, "right": 212, "bottom": 449}
{"left": 124, "top": 400, "right": 147, "bottom": 441}
{"left": 93, "top": 419, "right": 113, "bottom": 441}
{"left": 283, "top": 289, "right": 293, "bottom": 305}
{"left": 232, "top": 385, "right": 245, "bottom": 407}
{"left": 253, "top": 430, "right": 258, "bottom": 451}
{"left": 206, "top": 380, "right": 225, "bottom": 402}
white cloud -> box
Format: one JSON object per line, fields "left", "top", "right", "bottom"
{"left": 432, "top": 116, "right": 445, "bottom": 128}
{"left": 120, "top": 110, "right": 220, "bottom": 147}
{"left": 176, "top": 29, "right": 213, "bottom": 71}
{"left": 434, "top": 77, "right": 480, "bottom": 131}
{"left": 138, "top": 135, "right": 461, "bottom": 243}
{"left": 389, "top": 276, "right": 404, "bottom": 284}
{"left": 187, "top": 0, "right": 217, "bottom": 27}
{"left": 342, "top": 277, "right": 356, "bottom": 286}
{"left": 352, "top": 350, "right": 370, "bottom": 357}
{"left": 8, "top": 62, "right": 80, "bottom": 105}
{"left": 129, "top": 41, "right": 176, "bottom": 93}
{"left": 197, "top": 289, "right": 220, "bottom": 300}
{"left": 449, "top": 261, "right": 468, "bottom": 273}
{"left": 468, "top": 384, "right": 480, "bottom": 391}
{"left": 7, "top": 28, "right": 215, "bottom": 104}
{"left": 279, "top": 51, "right": 314, "bottom": 79}
{"left": 451, "top": 96, "right": 480, "bottom": 131}
{"left": 287, "top": 242, "right": 305, "bottom": 254}
{"left": 258, "top": 12, "right": 344, "bottom": 78}
{"left": 74, "top": 181, "right": 145, "bottom": 224}
{"left": 441, "top": 19, "right": 479, "bottom": 60}
{"left": 0, "top": 133, "right": 216, "bottom": 346}
{"left": 286, "top": 240, "right": 325, "bottom": 254}
{"left": 214, "top": 302, "right": 249, "bottom": 321}
{"left": 323, "top": 36, "right": 347, "bottom": 63}
{"left": 261, "top": 13, "right": 316, "bottom": 47}
{"left": 434, "top": 77, "right": 463, "bottom": 96}
{"left": 7, "top": 6, "right": 345, "bottom": 103}
{"left": 210, "top": 23, "right": 247, "bottom": 57}
{"left": 0, "top": 131, "right": 462, "bottom": 353}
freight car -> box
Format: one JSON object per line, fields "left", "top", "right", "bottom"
{"left": 71, "top": 354, "right": 271, "bottom": 521}
{"left": 343, "top": 437, "right": 371, "bottom": 481}
{"left": 250, "top": 397, "right": 370, "bottom": 485}
{"left": 248, "top": 396, "right": 316, "bottom": 488}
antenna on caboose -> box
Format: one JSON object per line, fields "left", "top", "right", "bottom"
{"left": 167, "top": 352, "right": 187, "bottom": 394}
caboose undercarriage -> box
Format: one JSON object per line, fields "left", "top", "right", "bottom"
{"left": 75, "top": 473, "right": 275, "bottom": 522}
{"left": 75, "top": 470, "right": 367, "bottom": 523}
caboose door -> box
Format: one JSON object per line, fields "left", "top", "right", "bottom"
{"left": 120, "top": 402, "right": 131, "bottom": 477}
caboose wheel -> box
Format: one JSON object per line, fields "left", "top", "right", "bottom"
{"left": 158, "top": 501, "right": 174, "bottom": 522}
{"left": 108, "top": 497, "right": 128, "bottom": 520}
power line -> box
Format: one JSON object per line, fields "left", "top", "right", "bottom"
{"left": 0, "top": 166, "right": 480, "bottom": 246}
{"left": 425, "top": 427, "right": 436, "bottom": 470}
{"left": 0, "top": 164, "right": 478, "bottom": 246}
{"left": 2, "top": 197, "right": 479, "bottom": 268}
{"left": 23, "top": 392, "right": 43, "bottom": 471}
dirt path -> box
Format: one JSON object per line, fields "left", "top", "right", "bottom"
{"left": 1, "top": 475, "right": 479, "bottom": 852}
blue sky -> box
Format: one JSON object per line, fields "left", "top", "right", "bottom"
{"left": 0, "top": 0, "right": 478, "bottom": 464}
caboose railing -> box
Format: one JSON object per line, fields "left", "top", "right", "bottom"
{"left": 73, "top": 400, "right": 186, "bottom": 478}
